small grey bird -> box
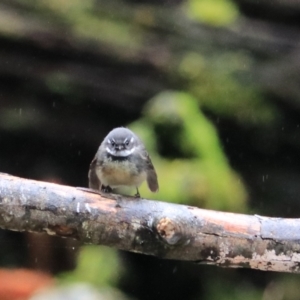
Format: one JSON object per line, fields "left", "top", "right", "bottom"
{"left": 88, "top": 127, "right": 159, "bottom": 197}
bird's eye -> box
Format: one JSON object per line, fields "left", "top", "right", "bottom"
{"left": 125, "top": 139, "right": 129, "bottom": 146}
{"left": 110, "top": 140, "right": 115, "bottom": 147}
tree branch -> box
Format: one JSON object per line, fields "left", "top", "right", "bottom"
{"left": 0, "top": 173, "right": 300, "bottom": 273}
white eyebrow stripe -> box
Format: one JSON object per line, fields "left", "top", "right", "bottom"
{"left": 124, "top": 137, "right": 128, "bottom": 144}
{"left": 107, "top": 139, "right": 111, "bottom": 144}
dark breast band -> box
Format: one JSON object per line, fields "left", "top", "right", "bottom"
{"left": 106, "top": 153, "right": 132, "bottom": 162}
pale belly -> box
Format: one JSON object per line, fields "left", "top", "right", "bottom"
{"left": 96, "top": 160, "right": 146, "bottom": 188}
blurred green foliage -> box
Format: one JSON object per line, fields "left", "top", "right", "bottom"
{"left": 130, "top": 91, "right": 247, "bottom": 211}
{"left": 58, "top": 246, "right": 122, "bottom": 287}
{"left": 186, "top": 0, "right": 239, "bottom": 26}
{"left": 0, "top": 1, "right": 289, "bottom": 299}
{"left": 178, "top": 51, "right": 280, "bottom": 126}
{"left": 0, "top": 107, "right": 42, "bottom": 130}
{"left": 46, "top": 72, "right": 74, "bottom": 96}
{"left": 2, "top": 0, "right": 279, "bottom": 128}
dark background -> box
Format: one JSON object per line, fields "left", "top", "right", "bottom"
{"left": 1, "top": 0, "right": 300, "bottom": 299}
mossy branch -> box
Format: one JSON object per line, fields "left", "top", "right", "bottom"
{"left": 0, "top": 173, "right": 300, "bottom": 273}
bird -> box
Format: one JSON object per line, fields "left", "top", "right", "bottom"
{"left": 88, "top": 127, "right": 158, "bottom": 197}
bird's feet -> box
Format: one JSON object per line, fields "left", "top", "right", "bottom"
{"left": 134, "top": 188, "right": 141, "bottom": 198}
{"left": 101, "top": 185, "right": 113, "bottom": 193}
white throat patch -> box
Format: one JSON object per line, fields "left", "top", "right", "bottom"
{"left": 106, "top": 146, "right": 136, "bottom": 157}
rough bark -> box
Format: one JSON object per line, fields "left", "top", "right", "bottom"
{"left": 1, "top": 172, "right": 300, "bottom": 273}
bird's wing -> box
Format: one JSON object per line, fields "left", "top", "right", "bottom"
{"left": 143, "top": 151, "right": 159, "bottom": 193}
{"left": 88, "top": 156, "right": 101, "bottom": 190}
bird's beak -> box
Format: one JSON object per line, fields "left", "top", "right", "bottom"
{"left": 115, "top": 145, "right": 124, "bottom": 151}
